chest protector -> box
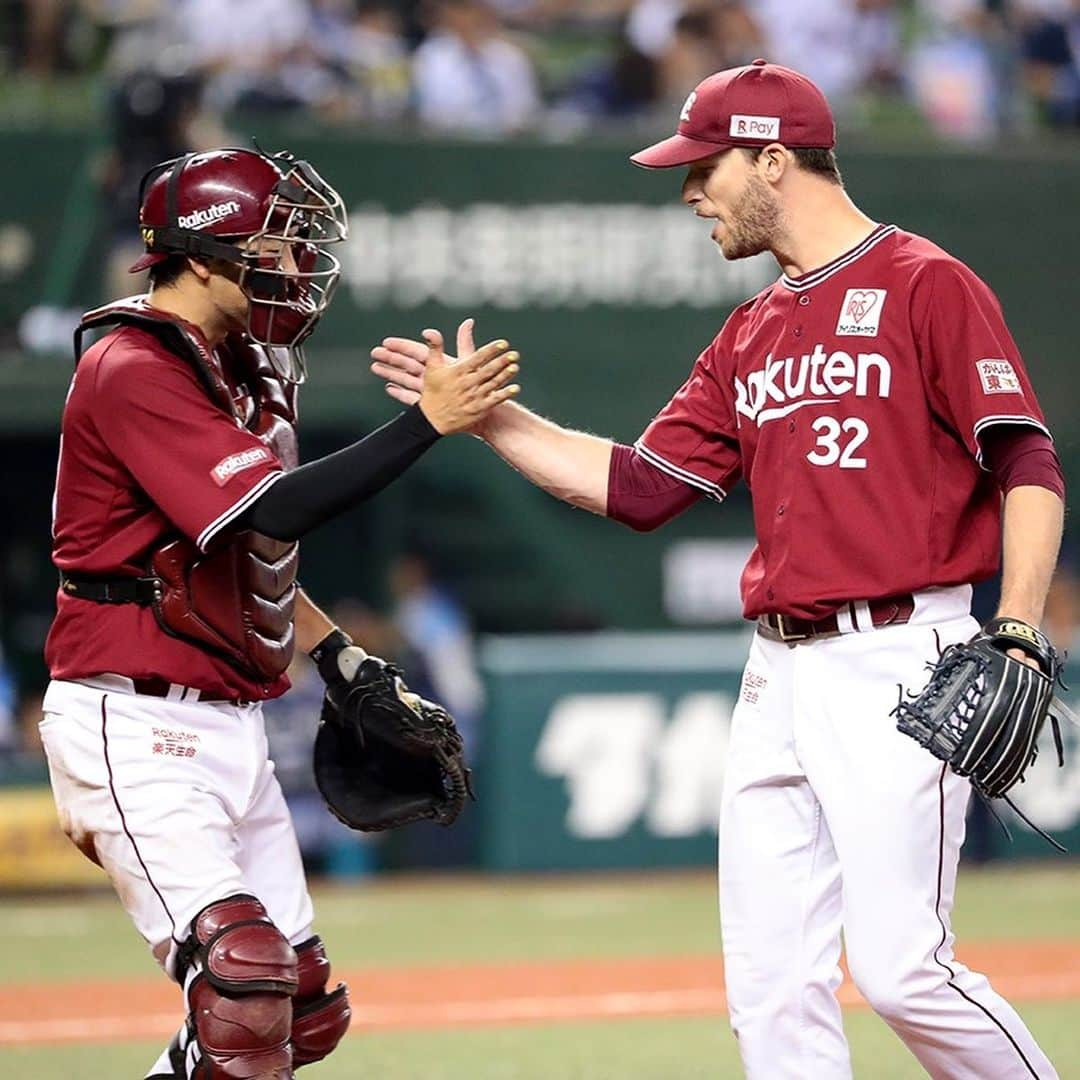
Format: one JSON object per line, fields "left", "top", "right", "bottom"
{"left": 76, "top": 297, "right": 299, "bottom": 684}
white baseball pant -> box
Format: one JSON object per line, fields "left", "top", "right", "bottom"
{"left": 39, "top": 676, "right": 314, "bottom": 977}
{"left": 720, "top": 586, "right": 1056, "bottom": 1079}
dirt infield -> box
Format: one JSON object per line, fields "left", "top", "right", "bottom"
{"left": 3, "top": 940, "right": 1080, "bottom": 1047}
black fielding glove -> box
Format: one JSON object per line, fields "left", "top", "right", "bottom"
{"left": 894, "top": 618, "right": 1066, "bottom": 801}
{"left": 309, "top": 629, "right": 474, "bottom": 832}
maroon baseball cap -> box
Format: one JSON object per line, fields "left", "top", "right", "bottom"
{"left": 631, "top": 59, "right": 835, "bottom": 169}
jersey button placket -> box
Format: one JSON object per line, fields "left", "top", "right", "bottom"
{"left": 768, "top": 289, "right": 803, "bottom": 608}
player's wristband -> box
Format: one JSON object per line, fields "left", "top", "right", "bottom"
{"left": 309, "top": 627, "right": 352, "bottom": 685}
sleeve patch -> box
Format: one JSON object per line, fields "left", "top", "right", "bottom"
{"left": 211, "top": 446, "right": 272, "bottom": 486}
{"left": 976, "top": 359, "right": 1022, "bottom": 395}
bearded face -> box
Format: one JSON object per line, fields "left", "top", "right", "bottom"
{"left": 716, "top": 171, "right": 781, "bottom": 260}
{"left": 682, "top": 148, "right": 784, "bottom": 262}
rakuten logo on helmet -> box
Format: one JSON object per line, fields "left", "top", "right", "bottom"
{"left": 178, "top": 200, "right": 242, "bottom": 231}
{"left": 734, "top": 345, "right": 892, "bottom": 426}
{"left": 211, "top": 446, "right": 271, "bottom": 486}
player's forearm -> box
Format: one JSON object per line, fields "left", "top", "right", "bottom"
{"left": 477, "top": 402, "right": 613, "bottom": 514}
{"left": 294, "top": 589, "right": 337, "bottom": 655}
{"left": 996, "top": 485, "right": 1064, "bottom": 627}
{"left": 244, "top": 405, "right": 440, "bottom": 541}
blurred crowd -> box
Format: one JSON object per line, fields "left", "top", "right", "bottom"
{"left": 3, "top": 0, "right": 1080, "bottom": 142}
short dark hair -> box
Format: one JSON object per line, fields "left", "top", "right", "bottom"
{"left": 147, "top": 254, "right": 192, "bottom": 289}
{"left": 743, "top": 146, "right": 843, "bottom": 186}
{"left": 147, "top": 253, "right": 241, "bottom": 289}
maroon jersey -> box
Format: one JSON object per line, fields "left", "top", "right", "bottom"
{"left": 47, "top": 323, "right": 289, "bottom": 700}
{"left": 636, "top": 224, "right": 1051, "bottom": 620}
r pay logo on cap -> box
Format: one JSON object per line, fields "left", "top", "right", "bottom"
{"left": 836, "top": 288, "right": 887, "bottom": 336}
{"left": 730, "top": 114, "right": 781, "bottom": 140}
{"left": 680, "top": 91, "right": 697, "bottom": 122}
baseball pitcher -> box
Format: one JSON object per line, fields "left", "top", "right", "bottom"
{"left": 371, "top": 61, "right": 1066, "bottom": 1079}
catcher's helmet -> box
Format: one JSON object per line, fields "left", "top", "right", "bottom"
{"left": 131, "top": 147, "right": 348, "bottom": 382}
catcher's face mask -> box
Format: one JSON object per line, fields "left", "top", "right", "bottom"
{"left": 239, "top": 156, "right": 348, "bottom": 382}
{"left": 133, "top": 148, "right": 349, "bottom": 384}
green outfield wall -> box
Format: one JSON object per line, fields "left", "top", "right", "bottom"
{"left": 1, "top": 630, "right": 1077, "bottom": 880}
{"left": 477, "top": 632, "right": 1080, "bottom": 870}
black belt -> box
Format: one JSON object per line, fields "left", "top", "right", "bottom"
{"left": 60, "top": 572, "right": 162, "bottom": 606}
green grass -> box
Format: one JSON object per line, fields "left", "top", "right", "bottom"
{"left": 5, "top": 864, "right": 1080, "bottom": 986}
{"left": 948, "top": 864, "right": 1080, "bottom": 940}
{"left": 3, "top": 865, "right": 1079, "bottom": 1077}
{"left": 6, "top": 1002, "right": 1080, "bottom": 1080}
{"left": 2, "top": 871, "right": 725, "bottom": 984}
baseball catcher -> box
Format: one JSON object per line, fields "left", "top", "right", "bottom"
{"left": 42, "top": 144, "right": 518, "bottom": 1080}
{"left": 310, "top": 628, "right": 474, "bottom": 831}
{"left": 894, "top": 618, "right": 1070, "bottom": 843}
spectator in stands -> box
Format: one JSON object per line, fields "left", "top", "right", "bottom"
{"left": 389, "top": 552, "right": 485, "bottom": 749}
{"left": 100, "top": 63, "right": 209, "bottom": 302}
{"left": 0, "top": 643, "right": 17, "bottom": 754}
{"left": 908, "top": 0, "right": 1008, "bottom": 139}
{"left": 1019, "top": 0, "right": 1080, "bottom": 126}
{"left": 657, "top": 3, "right": 765, "bottom": 108}
{"left": 14, "top": 0, "right": 65, "bottom": 75}
{"left": 173, "top": 0, "right": 331, "bottom": 112}
{"left": 413, "top": 0, "right": 541, "bottom": 133}
{"left": 310, "top": 0, "right": 412, "bottom": 121}
{"left": 556, "top": 22, "right": 659, "bottom": 122}
{"left": 626, "top": 0, "right": 684, "bottom": 60}
{"left": 750, "top": 0, "right": 902, "bottom": 105}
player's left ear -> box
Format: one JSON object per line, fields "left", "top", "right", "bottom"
{"left": 755, "top": 144, "right": 790, "bottom": 183}
{"left": 187, "top": 257, "right": 214, "bottom": 283}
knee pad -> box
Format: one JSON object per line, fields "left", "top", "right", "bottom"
{"left": 180, "top": 894, "right": 299, "bottom": 1079}
{"left": 291, "top": 935, "right": 351, "bottom": 1068}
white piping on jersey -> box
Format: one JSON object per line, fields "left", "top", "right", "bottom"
{"left": 972, "top": 415, "right": 1052, "bottom": 469}
{"left": 780, "top": 224, "right": 897, "bottom": 292}
{"left": 633, "top": 440, "right": 726, "bottom": 501}
{"left": 754, "top": 397, "right": 839, "bottom": 426}
{"left": 197, "top": 470, "right": 285, "bottom": 552}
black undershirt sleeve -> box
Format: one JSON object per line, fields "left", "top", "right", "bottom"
{"left": 240, "top": 404, "right": 441, "bottom": 541}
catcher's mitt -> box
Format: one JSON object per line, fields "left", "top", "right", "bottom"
{"left": 312, "top": 642, "right": 474, "bottom": 832}
{"left": 893, "top": 618, "right": 1067, "bottom": 804}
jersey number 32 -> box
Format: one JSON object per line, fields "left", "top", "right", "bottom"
{"left": 806, "top": 416, "right": 869, "bottom": 470}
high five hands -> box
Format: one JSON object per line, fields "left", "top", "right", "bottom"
{"left": 372, "top": 319, "right": 515, "bottom": 435}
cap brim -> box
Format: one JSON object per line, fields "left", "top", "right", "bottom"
{"left": 630, "top": 133, "right": 730, "bottom": 169}
{"left": 128, "top": 251, "right": 168, "bottom": 273}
